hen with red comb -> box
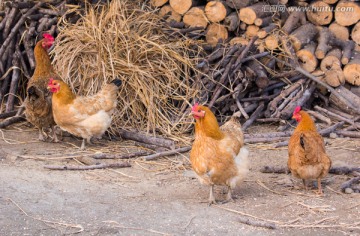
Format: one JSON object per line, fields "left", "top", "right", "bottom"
{"left": 24, "top": 33, "right": 62, "bottom": 142}
{"left": 288, "top": 106, "right": 332, "bottom": 195}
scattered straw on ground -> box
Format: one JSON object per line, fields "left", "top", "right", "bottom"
{"left": 52, "top": 0, "right": 201, "bottom": 143}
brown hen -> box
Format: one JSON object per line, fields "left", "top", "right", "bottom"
{"left": 288, "top": 106, "right": 332, "bottom": 195}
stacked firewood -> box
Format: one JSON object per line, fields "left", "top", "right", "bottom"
{"left": 152, "top": 0, "right": 360, "bottom": 140}
{"left": 0, "top": 0, "right": 107, "bottom": 113}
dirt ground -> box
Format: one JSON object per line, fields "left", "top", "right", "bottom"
{"left": 0, "top": 122, "right": 359, "bottom": 236}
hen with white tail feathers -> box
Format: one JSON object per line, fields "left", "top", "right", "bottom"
{"left": 189, "top": 103, "right": 249, "bottom": 205}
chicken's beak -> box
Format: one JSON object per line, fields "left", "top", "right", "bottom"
{"left": 191, "top": 110, "right": 205, "bottom": 118}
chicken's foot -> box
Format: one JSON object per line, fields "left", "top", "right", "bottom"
{"left": 80, "top": 139, "right": 86, "bottom": 150}
{"left": 38, "top": 129, "right": 47, "bottom": 141}
{"left": 219, "top": 186, "right": 235, "bottom": 204}
{"left": 316, "top": 178, "right": 323, "bottom": 195}
{"left": 51, "top": 126, "right": 59, "bottom": 143}
{"left": 208, "top": 185, "right": 217, "bottom": 206}
{"left": 302, "top": 179, "right": 308, "bottom": 192}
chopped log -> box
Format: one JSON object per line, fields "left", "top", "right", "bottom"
{"left": 280, "top": 85, "right": 317, "bottom": 120}
{"left": 324, "top": 69, "right": 345, "bottom": 87}
{"left": 0, "top": 110, "right": 17, "bottom": 119}
{"left": 230, "top": 37, "right": 249, "bottom": 46}
{"left": 336, "top": 130, "right": 360, "bottom": 138}
{"left": 340, "top": 176, "right": 360, "bottom": 192}
{"left": 334, "top": 1, "right": 360, "bottom": 26}
{"left": 91, "top": 151, "right": 153, "bottom": 159}
{"left": 289, "top": 23, "right": 318, "bottom": 51}
{"left": 306, "top": 110, "right": 332, "bottom": 125}
{"left": 264, "top": 34, "right": 279, "bottom": 51}
{"left": 0, "top": 2, "right": 44, "bottom": 58}
{"left": 315, "top": 27, "right": 332, "bottom": 59}
{"left": 329, "top": 22, "right": 349, "bottom": 41}
{"left": 159, "top": 4, "right": 182, "bottom": 22}
{"left": 169, "top": 0, "right": 200, "bottom": 15}
{"left": 282, "top": 11, "right": 306, "bottom": 34}
{"left": 254, "top": 15, "right": 273, "bottom": 27}
{"left": 351, "top": 21, "right": 360, "bottom": 45}
{"left": 260, "top": 166, "right": 360, "bottom": 175}
{"left": 247, "top": 60, "right": 269, "bottom": 89}
{"left": 5, "top": 49, "right": 20, "bottom": 112}
{"left": 116, "top": 129, "right": 175, "bottom": 149}
{"left": 343, "top": 53, "right": 360, "bottom": 86}
{"left": 225, "top": 0, "right": 253, "bottom": 9}
{"left": 44, "top": 162, "right": 131, "bottom": 170}
{"left": 315, "top": 27, "right": 355, "bottom": 63}
{"left": 329, "top": 86, "right": 360, "bottom": 115}
{"left": 320, "top": 48, "right": 342, "bottom": 72}
{"left": 242, "top": 102, "right": 265, "bottom": 131}
{"left": 296, "top": 43, "right": 318, "bottom": 72}
{"left": 315, "top": 105, "right": 359, "bottom": 125}
{"left": 224, "top": 12, "right": 239, "bottom": 32}
{"left": 245, "top": 25, "right": 259, "bottom": 38}
{"left": 144, "top": 146, "right": 191, "bottom": 160}
{"left": 205, "top": 23, "right": 228, "bottom": 46}
{"left": 183, "top": 7, "right": 207, "bottom": 28}
{"left": 257, "top": 23, "right": 277, "bottom": 39}
{"left": 150, "top": 0, "right": 169, "bottom": 7}
{"left": 237, "top": 216, "right": 277, "bottom": 230}
{"left": 240, "top": 22, "right": 247, "bottom": 31}
{"left": 205, "top": 1, "right": 231, "bottom": 23}
{"left": 0, "top": 116, "right": 25, "bottom": 128}
{"left": 306, "top": 1, "right": 333, "bottom": 26}
{"left": 245, "top": 131, "right": 292, "bottom": 139}
{"left": 239, "top": 2, "right": 271, "bottom": 25}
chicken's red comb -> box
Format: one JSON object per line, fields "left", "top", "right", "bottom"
{"left": 192, "top": 102, "right": 199, "bottom": 112}
{"left": 43, "top": 33, "right": 54, "bottom": 41}
{"left": 48, "top": 78, "right": 54, "bottom": 85}
{"left": 293, "top": 106, "right": 301, "bottom": 115}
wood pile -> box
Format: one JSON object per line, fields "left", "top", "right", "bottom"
{"left": 0, "top": 0, "right": 106, "bottom": 113}
{"left": 153, "top": 0, "right": 360, "bottom": 142}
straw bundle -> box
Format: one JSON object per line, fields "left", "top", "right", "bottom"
{"left": 51, "top": 0, "right": 200, "bottom": 140}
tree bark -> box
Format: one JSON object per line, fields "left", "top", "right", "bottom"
{"left": 289, "top": 23, "right": 318, "bottom": 51}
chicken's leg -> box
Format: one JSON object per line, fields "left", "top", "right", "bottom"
{"left": 38, "top": 129, "right": 46, "bottom": 141}
{"left": 208, "top": 185, "right": 216, "bottom": 206}
{"left": 316, "top": 178, "right": 323, "bottom": 195}
{"left": 51, "top": 126, "right": 59, "bottom": 143}
{"left": 80, "top": 139, "right": 86, "bottom": 150}
{"left": 302, "top": 179, "right": 308, "bottom": 191}
{"left": 225, "top": 186, "right": 235, "bottom": 203}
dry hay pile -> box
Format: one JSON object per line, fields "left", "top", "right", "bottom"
{"left": 52, "top": 0, "right": 200, "bottom": 140}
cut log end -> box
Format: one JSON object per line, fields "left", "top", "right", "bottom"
{"left": 306, "top": 1, "right": 333, "bottom": 26}
{"left": 334, "top": 1, "right": 360, "bottom": 26}
{"left": 206, "top": 23, "right": 228, "bottom": 46}
{"left": 296, "top": 47, "right": 318, "bottom": 73}
{"left": 344, "top": 63, "right": 360, "bottom": 86}
{"left": 183, "top": 7, "right": 208, "bottom": 28}
{"left": 150, "top": 0, "right": 169, "bottom": 7}
{"left": 325, "top": 69, "right": 345, "bottom": 87}
{"left": 159, "top": 5, "right": 182, "bottom": 22}
{"left": 205, "top": 1, "right": 229, "bottom": 23}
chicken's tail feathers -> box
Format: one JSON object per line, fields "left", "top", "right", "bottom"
{"left": 111, "top": 78, "right": 122, "bottom": 88}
